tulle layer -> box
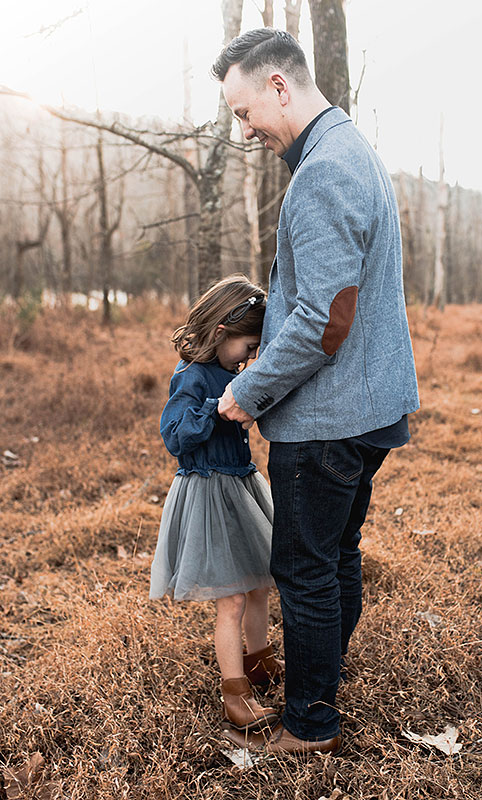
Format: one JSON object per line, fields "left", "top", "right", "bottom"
{"left": 149, "top": 471, "right": 274, "bottom": 601}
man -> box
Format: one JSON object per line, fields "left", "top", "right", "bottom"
{"left": 213, "top": 28, "right": 419, "bottom": 755}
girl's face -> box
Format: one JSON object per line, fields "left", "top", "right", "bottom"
{"left": 216, "top": 333, "right": 261, "bottom": 372}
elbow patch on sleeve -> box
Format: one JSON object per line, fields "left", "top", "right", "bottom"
{"left": 321, "top": 286, "right": 359, "bottom": 355}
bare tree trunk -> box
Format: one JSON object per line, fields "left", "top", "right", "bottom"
{"left": 256, "top": 1, "right": 301, "bottom": 288}
{"left": 197, "top": 0, "right": 243, "bottom": 292}
{"left": 58, "top": 134, "right": 73, "bottom": 295}
{"left": 308, "top": 0, "right": 350, "bottom": 113}
{"left": 452, "top": 184, "right": 463, "bottom": 302}
{"left": 472, "top": 193, "right": 482, "bottom": 301}
{"left": 184, "top": 178, "right": 199, "bottom": 303}
{"left": 243, "top": 147, "right": 262, "bottom": 282}
{"left": 398, "top": 172, "right": 415, "bottom": 298}
{"left": 14, "top": 240, "right": 39, "bottom": 299}
{"left": 79, "top": 201, "right": 97, "bottom": 299}
{"left": 197, "top": 156, "right": 226, "bottom": 291}
{"left": 417, "top": 167, "right": 431, "bottom": 307}
{"left": 183, "top": 38, "right": 200, "bottom": 303}
{"left": 262, "top": 0, "right": 274, "bottom": 26}
{"left": 444, "top": 184, "right": 455, "bottom": 303}
{"left": 13, "top": 245, "right": 25, "bottom": 300}
{"left": 257, "top": 0, "right": 279, "bottom": 287}
{"left": 433, "top": 115, "right": 447, "bottom": 310}
{"left": 96, "top": 128, "right": 124, "bottom": 324}
{"left": 96, "top": 130, "right": 112, "bottom": 323}
{"left": 13, "top": 150, "right": 50, "bottom": 299}
{"left": 285, "top": 0, "right": 303, "bottom": 39}
{"left": 51, "top": 125, "right": 80, "bottom": 301}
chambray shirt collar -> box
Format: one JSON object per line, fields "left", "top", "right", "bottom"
{"left": 282, "top": 106, "right": 337, "bottom": 174}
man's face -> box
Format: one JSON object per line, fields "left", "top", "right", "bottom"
{"left": 222, "top": 63, "right": 293, "bottom": 157}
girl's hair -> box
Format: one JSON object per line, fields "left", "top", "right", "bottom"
{"left": 172, "top": 275, "right": 266, "bottom": 364}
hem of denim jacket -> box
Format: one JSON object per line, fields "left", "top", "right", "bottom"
{"left": 175, "top": 464, "right": 257, "bottom": 478}
{"left": 281, "top": 711, "right": 341, "bottom": 743}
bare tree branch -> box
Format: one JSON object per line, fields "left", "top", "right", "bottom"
{"left": 0, "top": 87, "right": 30, "bottom": 100}
{"left": 0, "top": 89, "right": 198, "bottom": 183}
{"left": 141, "top": 213, "right": 200, "bottom": 231}
{"left": 44, "top": 105, "right": 201, "bottom": 185}
{"left": 352, "top": 50, "right": 366, "bottom": 125}
{"left": 23, "top": 8, "right": 85, "bottom": 40}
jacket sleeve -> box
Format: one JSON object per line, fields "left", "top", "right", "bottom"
{"left": 230, "top": 159, "right": 369, "bottom": 418}
{"left": 160, "top": 366, "right": 219, "bottom": 456}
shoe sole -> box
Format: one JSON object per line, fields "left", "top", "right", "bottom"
{"left": 266, "top": 739, "right": 342, "bottom": 757}
{"left": 221, "top": 713, "right": 279, "bottom": 733}
{"left": 266, "top": 746, "right": 342, "bottom": 757}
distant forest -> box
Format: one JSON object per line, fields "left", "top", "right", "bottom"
{"left": 1, "top": 96, "right": 481, "bottom": 309}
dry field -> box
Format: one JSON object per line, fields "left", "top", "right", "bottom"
{"left": 0, "top": 300, "right": 481, "bottom": 799}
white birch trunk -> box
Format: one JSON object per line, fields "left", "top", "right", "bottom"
{"left": 433, "top": 115, "right": 447, "bottom": 310}
{"left": 243, "top": 147, "right": 262, "bottom": 283}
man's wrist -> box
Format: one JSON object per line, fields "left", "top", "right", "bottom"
{"left": 231, "top": 373, "right": 260, "bottom": 419}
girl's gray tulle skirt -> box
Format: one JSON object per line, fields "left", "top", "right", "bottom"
{"left": 149, "top": 471, "right": 274, "bottom": 601}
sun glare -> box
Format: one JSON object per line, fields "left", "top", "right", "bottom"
{"left": 1, "top": 0, "right": 482, "bottom": 188}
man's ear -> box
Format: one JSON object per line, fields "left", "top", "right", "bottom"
{"left": 269, "top": 73, "right": 289, "bottom": 106}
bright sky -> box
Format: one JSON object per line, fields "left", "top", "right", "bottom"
{"left": 2, "top": 0, "right": 481, "bottom": 190}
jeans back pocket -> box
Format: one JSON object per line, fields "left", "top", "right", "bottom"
{"left": 321, "top": 439, "right": 363, "bottom": 483}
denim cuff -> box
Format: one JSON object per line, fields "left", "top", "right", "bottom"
{"left": 200, "top": 397, "right": 219, "bottom": 416}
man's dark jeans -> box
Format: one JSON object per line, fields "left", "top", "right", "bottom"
{"left": 268, "top": 437, "right": 389, "bottom": 740}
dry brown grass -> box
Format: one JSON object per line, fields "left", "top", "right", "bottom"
{"left": 0, "top": 300, "right": 481, "bottom": 799}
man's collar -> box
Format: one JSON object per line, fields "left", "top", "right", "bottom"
{"left": 282, "top": 106, "right": 337, "bottom": 175}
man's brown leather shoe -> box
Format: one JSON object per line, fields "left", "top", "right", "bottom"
{"left": 265, "top": 724, "right": 342, "bottom": 755}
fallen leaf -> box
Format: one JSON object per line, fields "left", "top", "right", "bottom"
{"left": 412, "top": 528, "right": 436, "bottom": 535}
{"left": 2, "top": 752, "right": 58, "bottom": 799}
{"left": 221, "top": 747, "right": 258, "bottom": 768}
{"left": 416, "top": 610, "right": 443, "bottom": 629}
{"left": 2, "top": 450, "right": 20, "bottom": 468}
{"left": 117, "top": 545, "right": 128, "bottom": 559}
{"left": 402, "top": 724, "right": 462, "bottom": 755}
{"left": 3, "top": 450, "right": 19, "bottom": 460}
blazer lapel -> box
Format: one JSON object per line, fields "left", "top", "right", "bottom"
{"left": 293, "top": 107, "right": 352, "bottom": 176}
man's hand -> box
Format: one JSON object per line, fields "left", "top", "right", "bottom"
{"left": 218, "top": 383, "right": 254, "bottom": 429}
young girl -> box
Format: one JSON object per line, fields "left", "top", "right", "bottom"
{"left": 150, "top": 275, "right": 282, "bottom": 732}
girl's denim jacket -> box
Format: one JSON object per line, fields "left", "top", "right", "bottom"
{"left": 160, "top": 360, "right": 255, "bottom": 478}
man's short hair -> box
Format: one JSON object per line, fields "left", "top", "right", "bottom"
{"left": 211, "top": 27, "right": 311, "bottom": 87}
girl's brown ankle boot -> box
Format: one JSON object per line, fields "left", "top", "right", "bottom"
{"left": 243, "top": 644, "right": 285, "bottom": 689}
{"left": 221, "top": 676, "right": 278, "bottom": 731}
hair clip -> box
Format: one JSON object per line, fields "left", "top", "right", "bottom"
{"left": 224, "top": 296, "right": 263, "bottom": 325}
